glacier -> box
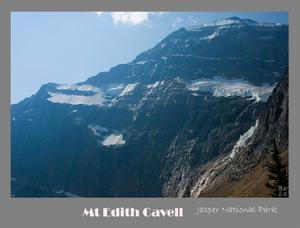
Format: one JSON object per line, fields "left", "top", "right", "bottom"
{"left": 47, "top": 84, "right": 107, "bottom": 106}
{"left": 187, "top": 78, "right": 275, "bottom": 102}
{"left": 47, "top": 91, "right": 106, "bottom": 106}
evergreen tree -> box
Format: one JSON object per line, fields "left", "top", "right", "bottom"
{"left": 183, "top": 185, "right": 191, "bottom": 198}
{"left": 265, "top": 140, "right": 288, "bottom": 197}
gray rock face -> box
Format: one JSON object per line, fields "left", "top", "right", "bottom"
{"left": 251, "top": 71, "right": 288, "bottom": 152}
{"left": 173, "top": 72, "right": 288, "bottom": 197}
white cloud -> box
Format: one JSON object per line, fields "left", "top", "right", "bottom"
{"left": 111, "top": 12, "right": 150, "bottom": 25}
{"left": 172, "top": 16, "right": 183, "bottom": 28}
{"left": 95, "top": 12, "right": 167, "bottom": 26}
{"left": 111, "top": 12, "right": 167, "bottom": 26}
{"left": 188, "top": 16, "right": 199, "bottom": 24}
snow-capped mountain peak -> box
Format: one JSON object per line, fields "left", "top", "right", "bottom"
{"left": 186, "top": 16, "right": 281, "bottom": 31}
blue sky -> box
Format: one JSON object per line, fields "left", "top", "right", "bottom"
{"left": 11, "top": 12, "right": 288, "bottom": 104}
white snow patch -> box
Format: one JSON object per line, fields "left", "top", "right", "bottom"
{"left": 102, "top": 134, "right": 125, "bottom": 146}
{"left": 186, "top": 17, "right": 279, "bottom": 31}
{"left": 187, "top": 78, "right": 274, "bottom": 102}
{"left": 106, "top": 84, "right": 125, "bottom": 96}
{"left": 48, "top": 84, "right": 106, "bottom": 106}
{"left": 187, "top": 18, "right": 241, "bottom": 31}
{"left": 119, "top": 83, "right": 139, "bottom": 96}
{"left": 136, "top": 61, "right": 147, "bottom": 65}
{"left": 24, "top": 108, "right": 33, "bottom": 114}
{"left": 108, "top": 84, "right": 125, "bottom": 91}
{"left": 88, "top": 124, "right": 108, "bottom": 136}
{"left": 171, "top": 54, "right": 240, "bottom": 61}
{"left": 56, "top": 84, "right": 76, "bottom": 90}
{"left": 205, "top": 31, "right": 219, "bottom": 40}
{"left": 146, "top": 81, "right": 164, "bottom": 89}
{"left": 48, "top": 92, "right": 106, "bottom": 106}
{"left": 191, "top": 169, "right": 215, "bottom": 196}
{"left": 229, "top": 120, "right": 259, "bottom": 159}
{"left": 57, "top": 84, "right": 98, "bottom": 92}
{"left": 211, "top": 18, "right": 241, "bottom": 26}
{"left": 213, "top": 85, "right": 273, "bottom": 102}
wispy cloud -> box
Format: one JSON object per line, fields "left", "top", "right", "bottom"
{"left": 172, "top": 16, "right": 183, "bottom": 28}
{"left": 111, "top": 12, "right": 150, "bottom": 25}
{"left": 95, "top": 12, "right": 167, "bottom": 26}
{"left": 188, "top": 16, "right": 199, "bottom": 24}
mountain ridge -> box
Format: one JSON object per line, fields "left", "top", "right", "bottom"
{"left": 85, "top": 17, "right": 287, "bottom": 87}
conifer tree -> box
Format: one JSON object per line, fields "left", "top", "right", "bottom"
{"left": 265, "top": 140, "right": 288, "bottom": 197}
{"left": 183, "top": 185, "right": 191, "bottom": 198}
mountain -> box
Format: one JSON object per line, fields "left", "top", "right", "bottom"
{"left": 11, "top": 17, "right": 288, "bottom": 197}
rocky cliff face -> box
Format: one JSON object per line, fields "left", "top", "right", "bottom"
{"left": 176, "top": 72, "right": 288, "bottom": 197}
{"left": 250, "top": 71, "right": 288, "bottom": 152}
{"left": 11, "top": 17, "right": 288, "bottom": 197}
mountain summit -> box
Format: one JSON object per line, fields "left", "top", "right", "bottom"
{"left": 187, "top": 16, "right": 282, "bottom": 30}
